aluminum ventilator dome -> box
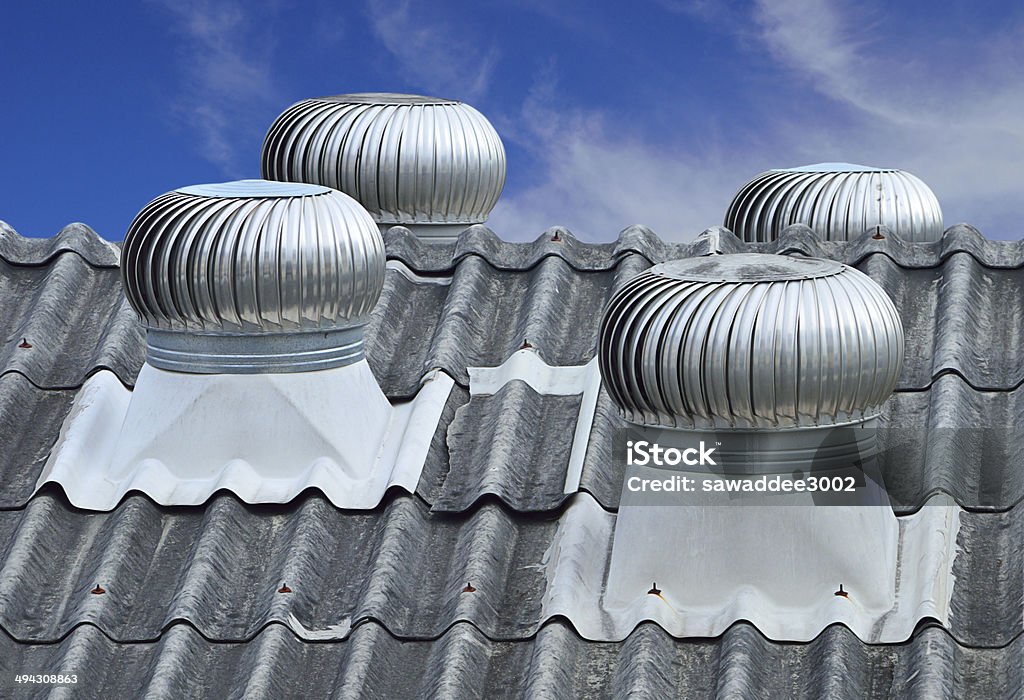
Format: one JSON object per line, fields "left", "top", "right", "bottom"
{"left": 261, "top": 93, "right": 506, "bottom": 235}
{"left": 725, "top": 163, "right": 944, "bottom": 242}
{"left": 598, "top": 253, "right": 904, "bottom": 430}
{"left": 122, "top": 179, "right": 385, "bottom": 373}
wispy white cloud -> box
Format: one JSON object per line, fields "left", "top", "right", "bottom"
{"left": 366, "top": 0, "right": 498, "bottom": 100}
{"left": 150, "top": 0, "right": 279, "bottom": 176}
{"left": 493, "top": 0, "right": 1024, "bottom": 241}
{"left": 488, "top": 67, "right": 744, "bottom": 242}
{"left": 750, "top": 0, "right": 1024, "bottom": 237}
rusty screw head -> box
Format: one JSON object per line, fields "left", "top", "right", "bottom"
{"left": 461, "top": 582, "right": 476, "bottom": 594}
{"left": 90, "top": 584, "right": 105, "bottom": 595}
{"left": 647, "top": 582, "right": 661, "bottom": 596}
{"left": 278, "top": 583, "right": 292, "bottom": 594}
{"left": 834, "top": 584, "right": 849, "bottom": 598}
{"left": 17, "top": 338, "right": 31, "bottom": 349}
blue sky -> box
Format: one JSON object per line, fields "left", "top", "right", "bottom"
{"left": 2, "top": 0, "right": 1022, "bottom": 242}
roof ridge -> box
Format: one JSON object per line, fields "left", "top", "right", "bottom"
{"left": 382, "top": 222, "right": 1024, "bottom": 273}
{"left": 5, "top": 220, "right": 1022, "bottom": 272}
{"left": 0, "top": 221, "right": 121, "bottom": 268}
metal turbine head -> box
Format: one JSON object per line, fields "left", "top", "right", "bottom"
{"left": 121, "top": 179, "right": 385, "bottom": 373}
{"left": 260, "top": 93, "right": 506, "bottom": 234}
{"left": 598, "top": 253, "right": 905, "bottom": 430}
{"left": 725, "top": 163, "right": 944, "bottom": 242}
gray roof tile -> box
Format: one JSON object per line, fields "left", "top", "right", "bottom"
{"left": 0, "top": 489, "right": 1017, "bottom": 648}
{"left": 1, "top": 621, "right": 1020, "bottom": 699}
{"left": 0, "top": 255, "right": 143, "bottom": 390}
{"left": 439, "top": 381, "right": 582, "bottom": 511}
{"left": 0, "top": 224, "right": 1021, "bottom": 696}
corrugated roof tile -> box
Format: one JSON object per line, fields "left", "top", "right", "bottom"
{"left": 0, "top": 224, "right": 1020, "bottom": 694}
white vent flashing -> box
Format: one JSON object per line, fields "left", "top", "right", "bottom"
{"left": 590, "top": 252, "right": 954, "bottom": 641}
{"left": 468, "top": 347, "right": 597, "bottom": 396}
{"left": 599, "top": 452, "right": 920, "bottom": 641}
{"left": 540, "top": 492, "right": 960, "bottom": 643}
{"left": 37, "top": 364, "right": 454, "bottom": 510}
{"left": 62, "top": 179, "right": 439, "bottom": 511}
{"left": 382, "top": 223, "right": 471, "bottom": 243}
{"left": 385, "top": 259, "right": 454, "bottom": 286}
{"left": 606, "top": 483, "right": 900, "bottom": 608}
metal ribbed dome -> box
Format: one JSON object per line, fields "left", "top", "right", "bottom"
{"left": 725, "top": 163, "right": 944, "bottom": 242}
{"left": 122, "top": 179, "right": 385, "bottom": 373}
{"left": 598, "top": 253, "right": 904, "bottom": 429}
{"left": 260, "top": 93, "right": 506, "bottom": 228}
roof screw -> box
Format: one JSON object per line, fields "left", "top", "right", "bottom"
{"left": 17, "top": 338, "right": 31, "bottom": 349}
{"left": 647, "top": 582, "right": 661, "bottom": 596}
{"left": 90, "top": 584, "right": 105, "bottom": 595}
{"left": 834, "top": 584, "right": 849, "bottom": 598}
{"left": 551, "top": 230, "right": 562, "bottom": 243}
{"left": 277, "top": 583, "right": 292, "bottom": 594}
{"left": 872, "top": 227, "right": 885, "bottom": 240}
{"left": 462, "top": 582, "right": 476, "bottom": 593}
{"left": 520, "top": 339, "right": 533, "bottom": 350}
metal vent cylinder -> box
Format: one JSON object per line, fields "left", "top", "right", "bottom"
{"left": 260, "top": 93, "right": 506, "bottom": 234}
{"left": 725, "top": 163, "right": 943, "bottom": 242}
{"left": 598, "top": 253, "right": 904, "bottom": 430}
{"left": 122, "top": 179, "right": 385, "bottom": 373}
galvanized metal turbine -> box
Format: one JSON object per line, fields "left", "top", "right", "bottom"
{"left": 261, "top": 93, "right": 506, "bottom": 241}
{"left": 725, "top": 163, "right": 944, "bottom": 242}
{"left": 599, "top": 253, "right": 905, "bottom": 431}
{"left": 121, "top": 179, "right": 385, "bottom": 373}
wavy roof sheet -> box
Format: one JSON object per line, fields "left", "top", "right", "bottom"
{"left": 0, "top": 221, "right": 1020, "bottom": 696}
